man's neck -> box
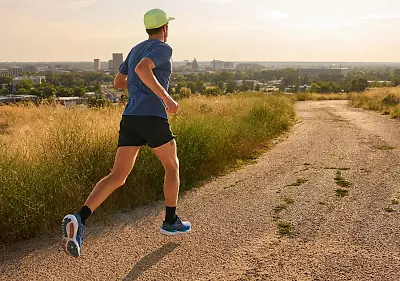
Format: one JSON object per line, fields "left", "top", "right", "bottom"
{"left": 148, "top": 35, "right": 164, "bottom": 42}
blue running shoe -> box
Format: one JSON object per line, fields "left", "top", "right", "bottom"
{"left": 61, "top": 214, "right": 85, "bottom": 257}
{"left": 160, "top": 216, "right": 191, "bottom": 236}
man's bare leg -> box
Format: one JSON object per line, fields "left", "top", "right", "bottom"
{"left": 152, "top": 139, "right": 179, "bottom": 208}
{"left": 153, "top": 139, "right": 191, "bottom": 235}
{"left": 84, "top": 146, "right": 141, "bottom": 212}
{"left": 62, "top": 146, "right": 140, "bottom": 256}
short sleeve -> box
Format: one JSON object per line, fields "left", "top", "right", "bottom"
{"left": 145, "top": 44, "right": 172, "bottom": 67}
{"left": 119, "top": 51, "right": 131, "bottom": 75}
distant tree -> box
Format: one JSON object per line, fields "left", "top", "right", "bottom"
{"left": 73, "top": 86, "right": 87, "bottom": 97}
{"left": 57, "top": 86, "right": 74, "bottom": 97}
{"left": 16, "top": 79, "right": 34, "bottom": 91}
{"left": 303, "top": 74, "right": 312, "bottom": 85}
{"left": 174, "top": 74, "right": 185, "bottom": 83}
{"left": 186, "top": 82, "right": 196, "bottom": 93}
{"left": 254, "top": 84, "right": 261, "bottom": 91}
{"left": 29, "top": 87, "right": 41, "bottom": 97}
{"left": 347, "top": 77, "right": 368, "bottom": 92}
{"left": 16, "top": 88, "right": 29, "bottom": 96}
{"left": 0, "top": 88, "right": 10, "bottom": 96}
{"left": 39, "top": 83, "right": 57, "bottom": 98}
{"left": 394, "top": 69, "right": 400, "bottom": 79}
{"left": 240, "top": 80, "right": 254, "bottom": 91}
{"left": 175, "top": 82, "right": 186, "bottom": 94}
{"left": 194, "top": 81, "right": 205, "bottom": 93}
{"left": 217, "top": 81, "right": 226, "bottom": 92}
{"left": 226, "top": 80, "right": 237, "bottom": 93}
{"left": 310, "top": 83, "right": 321, "bottom": 93}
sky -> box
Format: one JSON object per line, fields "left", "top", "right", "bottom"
{"left": 1, "top": 0, "right": 400, "bottom": 62}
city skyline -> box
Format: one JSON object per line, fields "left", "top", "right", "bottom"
{"left": 1, "top": 0, "right": 400, "bottom": 62}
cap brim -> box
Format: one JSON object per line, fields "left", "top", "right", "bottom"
{"left": 168, "top": 17, "right": 175, "bottom": 22}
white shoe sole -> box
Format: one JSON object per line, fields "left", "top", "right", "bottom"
{"left": 61, "top": 214, "right": 81, "bottom": 257}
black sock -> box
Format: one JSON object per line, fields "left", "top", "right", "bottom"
{"left": 165, "top": 206, "right": 176, "bottom": 224}
{"left": 78, "top": 206, "right": 92, "bottom": 225}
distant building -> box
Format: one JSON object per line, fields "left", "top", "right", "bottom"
{"left": 236, "top": 63, "right": 263, "bottom": 71}
{"left": 192, "top": 58, "right": 199, "bottom": 71}
{"left": 8, "top": 67, "right": 23, "bottom": 77}
{"left": 108, "top": 60, "right": 113, "bottom": 70}
{"left": 23, "top": 65, "right": 38, "bottom": 73}
{"left": 0, "top": 69, "right": 8, "bottom": 77}
{"left": 94, "top": 59, "right": 101, "bottom": 72}
{"left": 299, "top": 68, "right": 349, "bottom": 77}
{"left": 211, "top": 60, "right": 225, "bottom": 70}
{"left": 12, "top": 76, "right": 46, "bottom": 90}
{"left": 224, "top": 62, "right": 235, "bottom": 70}
{"left": 112, "top": 53, "right": 124, "bottom": 71}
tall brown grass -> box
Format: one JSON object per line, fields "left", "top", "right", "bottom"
{"left": 349, "top": 87, "right": 400, "bottom": 118}
{"left": 0, "top": 92, "right": 295, "bottom": 243}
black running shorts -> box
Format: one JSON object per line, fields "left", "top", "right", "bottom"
{"left": 117, "top": 115, "right": 175, "bottom": 148}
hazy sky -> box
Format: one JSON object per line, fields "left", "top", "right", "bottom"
{"left": 1, "top": 0, "right": 400, "bottom": 62}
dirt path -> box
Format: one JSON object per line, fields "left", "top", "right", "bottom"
{"left": 1, "top": 100, "right": 400, "bottom": 281}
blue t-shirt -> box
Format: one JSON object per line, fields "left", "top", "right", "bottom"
{"left": 119, "top": 39, "right": 172, "bottom": 119}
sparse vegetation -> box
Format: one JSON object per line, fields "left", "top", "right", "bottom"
{"left": 374, "top": 145, "right": 395, "bottom": 151}
{"left": 324, "top": 167, "right": 350, "bottom": 171}
{"left": 273, "top": 204, "right": 287, "bottom": 213}
{"left": 288, "top": 178, "right": 308, "bottom": 187}
{"left": 283, "top": 197, "right": 295, "bottom": 205}
{"left": 335, "top": 188, "right": 349, "bottom": 197}
{"left": 384, "top": 207, "right": 395, "bottom": 213}
{"left": 392, "top": 199, "right": 399, "bottom": 205}
{"left": 334, "top": 171, "right": 353, "bottom": 187}
{"left": 0, "top": 93, "right": 295, "bottom": 243}
{"left": 277, "top": 221, "right": 293, "bottom": 236}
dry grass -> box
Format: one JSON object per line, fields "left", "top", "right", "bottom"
{"left": 0, "top": 92, "right": 295, "bottom": 243}
{"left": 349, "top": 87, "right": 400, "bottom": 119}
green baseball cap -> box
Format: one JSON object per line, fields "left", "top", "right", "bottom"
{"left": 144, "top": 8, "right": 175, "bottom": 29}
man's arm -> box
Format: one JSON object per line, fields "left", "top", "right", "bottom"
{"left": 114, "top": 72, "right": 127, "bottom": 89}
{"left": 135, "top": 58, "right": 178, "bottom": 113}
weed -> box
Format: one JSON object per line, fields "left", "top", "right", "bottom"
{"left": 277, "top": 221, "right": 293, "bottom": 236}
{"left": 335, "top": 189, "right": 349, "bottom": 197}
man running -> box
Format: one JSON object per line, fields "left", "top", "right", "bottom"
{"left": 61, "top": 8, "right": 191, "bottom": 258}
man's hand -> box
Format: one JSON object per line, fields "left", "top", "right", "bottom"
{"left": 164, "top": 95, "right": 179, "bottom": 114}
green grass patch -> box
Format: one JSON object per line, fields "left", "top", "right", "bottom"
{"left": 335, "top": 188, "right": 349, "bottom": 197}
{"left": 283, "top": 197, "right": 295, "bottom": 205}
{"left": 0, "top": 93, "right": 295, "bottom": 243}
{"left": 384, "top": 207, "right": 395, "bottom": 213}
{"left": 374, "top": 145, "right": 395, "bottom": 151}
{"left": 277, "top": 221, "right": 293, "bottom": 236}
{"left": 334, "top": 171, "right": 353, "bottom": 187}
{"left": 273, "top": 204, "right": 287, "bottom": 213}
